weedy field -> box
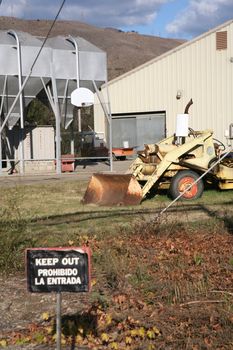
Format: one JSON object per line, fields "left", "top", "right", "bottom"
{"left": 0, "top": 180, "right": 232, "bottom": 350}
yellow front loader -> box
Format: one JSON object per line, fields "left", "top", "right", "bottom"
{"left": 82, "top": 129, "right": 233, "bottom": 206}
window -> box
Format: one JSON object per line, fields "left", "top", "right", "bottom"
{"left": 216, "top": 31, "right": 227, "bottom": 50}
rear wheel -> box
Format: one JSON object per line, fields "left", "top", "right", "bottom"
{"left": 169, "top": 170, "right": 204, "bottom": 200}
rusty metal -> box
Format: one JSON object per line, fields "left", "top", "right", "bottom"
{"left": 82, "top": 173, "right": 142, "bottom": 206}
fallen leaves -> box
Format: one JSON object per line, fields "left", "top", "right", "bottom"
{"left": 41, "top": 312, "right": 50, "bottom": 321}
{"left": 0, "top": 304, "right": 162, "bottom": 349}
{"left": 0, "top": 340, "right": 7, "bottom": 348}
{"left": 1, "top": 229, "right": 233, "bottom": 349}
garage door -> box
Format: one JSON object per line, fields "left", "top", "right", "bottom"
{"left": 112, "top": 111, "right": 166, "bottom": 149}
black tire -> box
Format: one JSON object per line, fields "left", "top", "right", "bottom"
{"left": 169, "top": 170, "right": 204, "bottom": 200}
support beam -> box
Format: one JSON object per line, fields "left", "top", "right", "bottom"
{"left": 68, "top": 36, "right": 81, "bottom": 154}
{"left": 0, "top": 75, "right": 7, "bottom": 175}
{"left": 51, "top": 69, "right": 62, "bottom": 175}
{"left": 8, "top": 30, "right": 25, "bottom": 174}
{"left": 92, "top": 80, "right": 113, "bottom": 171}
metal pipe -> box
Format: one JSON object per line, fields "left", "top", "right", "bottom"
{"left": 8, "top": 30, "right": 25, "bottom": 174}
{"left": 51, "top": 67, "right": 62, "bottom": 175}
{"left": 92, "top": 80, "right": 113, "bottom": 171}
{"left": 8, "top": 31, "right": 24, "bottom": 129}
{"left": 0, "top": 94, "right": 36, "bottom": 98}
{"left": 67, "top": 36, "right": 80, "bottom": 89}
{"left": 105, "top": 82, "right": 113, "bottom": 172}
{"left": 40, "top": 78, "right": 56, "bottom": 115}
{"left": 0, "top": 74, "right": 30, "bottom": 133}
{"left": 0, "top": 156, "right": 110, "bottom": 161}
{"left": 92, "top": 80, "right": 110, "bottom": 123}
{"left": 60, "top": 79, "right": 69, "bottom": 118}
{"left": 0, "top": 76, "right": 8, "bottom": 175}
{"left": 67, "top": 36, "right": 81, "bottom": 157}
{"left": 0, "top": 119, "right": 1, "bottom": 176}
{"left": 0, "top": 76, "right": 7, "bottom": 117}
{"left": 67, "top": 37, "right": 82, "bottom": 153}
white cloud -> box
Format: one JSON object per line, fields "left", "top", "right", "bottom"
{"left": 166, "top": 0, "right": 233, "bottom": 38}
{"left": 1, "top": 0, "right": 232, "bottom": 39}
{"left": 62, "top": 0, "right": 170, "bottom": 27}
{"left": 0, "top": 0, "right": 170, "bottom": 28}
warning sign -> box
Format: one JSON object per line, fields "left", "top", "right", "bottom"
{"left": 26, "top": 247, "right": 91, "bottom": 293}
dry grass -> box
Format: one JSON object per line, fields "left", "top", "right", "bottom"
{"left": 0, "top": 180, "right": 233, "bottom": 349}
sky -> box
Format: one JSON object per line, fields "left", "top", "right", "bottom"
{"left": 0, "top": 0, "right": 233, "bottom": 39}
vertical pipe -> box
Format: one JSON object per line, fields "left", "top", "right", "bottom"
{"left": 51, "top": 67, "right": 61, "bottom": 175}
{"left": 8, "top": 30, "right": 25, "bottom": 174}
{"left": 0, "top": 76, "right": 7, "bottom": 175}
{"left": 92, "top": 80, "right": 113, "bottom": 171}
{"left": 68, "top": 36, "right": 80, "bottom": 89}
{"left": 106, "top": 83, "right": 113, "bottom": 172}
{"left": 0, "top": 115, "right": 2, "bottom": 175}
{"left": 68, "top": 36, "right": 80, "bottom": 153}
{"left": 78, "top": 109, "right": 81, "bottom": 133}
{"left": 70, "top": 127, "right": 75, "bottom": 155}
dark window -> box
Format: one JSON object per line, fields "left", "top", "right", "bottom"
{"left": 216, "top": 31, "right": 227, "bottom": 50}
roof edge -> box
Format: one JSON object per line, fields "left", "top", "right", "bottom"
{"left": 105, "top": 18, "right": 233, "bottom": 87}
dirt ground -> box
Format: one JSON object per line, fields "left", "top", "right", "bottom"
{"left": 0, "top": 227, "right": 233, "bottom": 350}
{"left": 0, "top": 159, "right": 132, "bottom": 187}
{"left": 0, "top": 275, "right": 90, "bottom": 349}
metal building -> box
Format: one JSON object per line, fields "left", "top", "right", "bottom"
{"left": 0, "top": 30, "right": 107, "bottom": 174}
{"left": 94, "top": 20, "right": 233, "bottom": 148}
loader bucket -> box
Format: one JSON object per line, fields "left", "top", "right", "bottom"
{"left": 82, "top": 173, "right": 142, "bottom": 206}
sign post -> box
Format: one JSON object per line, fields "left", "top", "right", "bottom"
{"left": 26, "top": 247, "right": 91, "bottom": 350}
{"left": 56, "top": 292, "right": 62, "bottom": 350}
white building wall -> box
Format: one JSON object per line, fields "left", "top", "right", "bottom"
{"left": 94, "top": 20, "right": 233, "bottom": 144}
{"left": 23, "top": 126, "right": 55, "bottom": 160}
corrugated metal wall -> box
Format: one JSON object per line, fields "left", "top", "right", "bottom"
{"left": 94, "top": 20, "right": 233, "bottom": 143}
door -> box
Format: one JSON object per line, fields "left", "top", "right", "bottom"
{"left": 136, "top": 113, "right": 165, "bottom": 150}
{"left": 112, "top": 116, "right": 137, "bottom": 148}
{"left": 112, "top": 112, "right": 166, "bottom": 149}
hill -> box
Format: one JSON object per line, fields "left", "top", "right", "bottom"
{"left": 0, "top": 16, "right": 184, "bottom": 80}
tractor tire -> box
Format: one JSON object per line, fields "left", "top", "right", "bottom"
{"left": 169, "top": 170, "right": 204, "bottom": 200}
